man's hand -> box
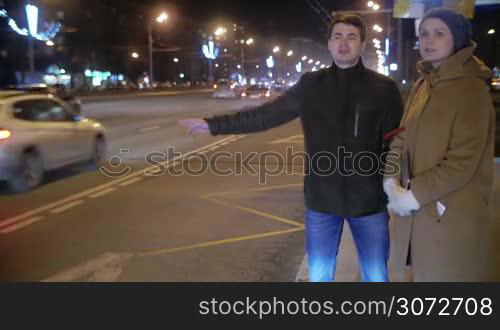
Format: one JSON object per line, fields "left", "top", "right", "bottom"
{"left": 178, "top": 118, "right": 210, "bottom": 136}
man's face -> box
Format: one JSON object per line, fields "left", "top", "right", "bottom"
{"left": 328, "top": 23, "right": 365, "bottom": 67}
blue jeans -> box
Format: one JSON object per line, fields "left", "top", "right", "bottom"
{"left": 305, "top": 209, "right": 390, "bottom": 282}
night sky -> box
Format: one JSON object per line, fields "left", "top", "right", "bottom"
{"left": 22, "top": 0, "right": 379, "bottom": 41}
{"left": 1, "top": 0, "right": 497, "bottom": 79}
{"left": 157, "top": 0, "right": 380, "bottom": 41}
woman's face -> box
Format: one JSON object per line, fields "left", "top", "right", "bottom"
{"left": 419, "top": 18, "right": 455, "bottom": 68}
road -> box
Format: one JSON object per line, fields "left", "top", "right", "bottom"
{"left": 0, "top": 90, "right": 499, "bottom": 282}
{"left": 0, "top": 91, "right": 307, "bottom": 282}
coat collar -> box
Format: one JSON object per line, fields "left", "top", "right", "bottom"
{"left": 329, "top": 58, "right": 365, "bottom": 75}
{"left": 416, "top": 42, "right": 487, "bottom": 85}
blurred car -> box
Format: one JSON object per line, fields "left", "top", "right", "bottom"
{"left": 491, "top": 78, "right": 500, "bottom": 91}
{"left": 241, "top": 85, "right": 271, "bottom": 99}
{"left": 271, "top": 83, "right": 287, "bottom": 95}
{"left": 8, "top": 84, "right": 82, "bottom": 115}
{"left": 0, "top": 91, "right": 107, "bottom": 192}
{"left": 212, "top": 80, "right": 243, "bottom": 99}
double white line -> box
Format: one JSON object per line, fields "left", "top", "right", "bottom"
{"left": 0, "top": 135, "right": 245, "bottom": 234}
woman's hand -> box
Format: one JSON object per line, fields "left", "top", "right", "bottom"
{"left": 384, "top": 178, "right": 420, "bottom": 216}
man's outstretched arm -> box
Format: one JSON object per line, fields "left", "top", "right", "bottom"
{"left": 179, "top": 74, "right": 309, "bottom": 136}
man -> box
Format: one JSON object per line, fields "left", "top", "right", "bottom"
{"left": 180, "top": 14, "right": 404, "bottom": 282}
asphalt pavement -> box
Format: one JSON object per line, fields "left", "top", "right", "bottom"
{"left": 0, "top": 91, "right": 499, "bottom": 282}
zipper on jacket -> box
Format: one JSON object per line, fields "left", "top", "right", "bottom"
{"left": 354, "top": 106, "right": 360, "bottom": 137}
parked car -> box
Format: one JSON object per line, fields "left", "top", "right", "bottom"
{"left": 0, "top": 91, "right": 107, "bottom": 192}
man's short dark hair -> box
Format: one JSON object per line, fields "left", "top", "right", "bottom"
{"left": 328, "top": 14, "right": 367, "bottom": 42}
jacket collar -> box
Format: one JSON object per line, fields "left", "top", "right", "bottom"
{"left": 329, "top": 58, "right": 365, "bottom": 75}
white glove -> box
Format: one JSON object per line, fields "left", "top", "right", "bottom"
{"left": 384, "top": 178, "right": 420, "bottom": 217}
{"left": 383, "top": 177, "right": 400, "bottom": 199}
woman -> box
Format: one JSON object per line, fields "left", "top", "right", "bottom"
{"left": 384, "top": 8, "right": 496, "bottom": 282}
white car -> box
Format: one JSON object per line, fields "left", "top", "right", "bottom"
{"left": 0, "top": 91, "right": 107, "bottom": 192}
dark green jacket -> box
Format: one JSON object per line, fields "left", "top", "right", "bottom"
{"left": 206, "top": 60, "right": 404, "bottom": 217}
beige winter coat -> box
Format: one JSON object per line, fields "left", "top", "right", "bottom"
{"left": 387, "top": 43, "right": 496, "bottom": 281}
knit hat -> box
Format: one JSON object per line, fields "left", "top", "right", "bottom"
{"left": 421, "top": 8, "right": 472, "bottom": 52}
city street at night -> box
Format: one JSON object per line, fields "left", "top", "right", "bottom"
{"left": 1, "top": 0, "right": 499, "bottom": 284}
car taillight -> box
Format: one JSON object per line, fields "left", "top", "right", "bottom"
{"left": 0, "top": 129, "right": 11, "bottom": 140}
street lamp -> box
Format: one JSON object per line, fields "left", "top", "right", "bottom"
{"left": 308, "top": 59, "right": 313, "bottom": 64}
{"left": 373, "top": 4, "right": 380, "bottom": 11}
{"left": 373, "top": 25, "right": 383, "bottom": 32}
{"left": 488, "top": 29, "right": 496, "bottom": 35}
{"left": 156, "top": 12, "right": 168, "bottom": 23}
{"left": 266, "top": 56, "right": 275, "bottom": 68}
{"left": 214, "top": 26, "right": 227, "bottom": 37}
{"left": 202, "top": 40, "right": 219, "bottom": 83}
{"left": 287, "top": 50, "right": 294, "bottom": 57}
{"left": 246, "top": 38, "right": 254, "bottom": 45}
{"left": 367, "top": 1, "right": 374, "bottom": 7}
{"left": 273, "top": 46, "right": 280, "bottom": 53}
{"left": 148, "top": 11, "right": 169, "bottom": 84}
{"left": 131, "top": 52, "right": 139, "bottom": 59}
{"left": 173, "top": 57, "right": 179, "bottom": 63}
{"left": 301, "top": 56, "right": 307, "bottom": 61}
{"left": 46, "top": 40, "right": 54, "bottom": 46}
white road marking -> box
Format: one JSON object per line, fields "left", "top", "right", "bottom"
{"left": 89, "top": 188, "right": 117, "bottom": 199}
{"left": 139, "top": 126, "right": 161, "bottom": 133}
{"left": 0, "top": 135, "right": 242, "bottom": 230}
{"left": 119, "top": 177, "right": 142, "bottom": 187}
{"left": 0, "top": 216, "right": 45, "bottom": 234}
{"left": 87, "top": 263, "right": 126, "bottom": 282}
{"left": 42, "top": 252, "right": 134, "bottom": 282}
{"left": 269, "top": 135, "right": 304, "bottom": 145}
{"left": 50, "top": 200, "right": 85, "bottom": 214}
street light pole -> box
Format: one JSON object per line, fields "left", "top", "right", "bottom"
{"left": 148, "top": 21, "right": 154, "bottom": 83}
{"left": 240, "top": 43, "right": 245, "bottom": 78}
{"left": 28, "top": 34, "right": 34, "bottom": 73}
